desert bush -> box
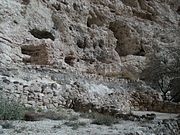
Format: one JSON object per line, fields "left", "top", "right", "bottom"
{"left": 81, "top": 112, "right": 118, "bottom": 126}
{"left": 43, "top": 110, "right": 68, "bottom": 120}
{"left": 14, "top": 126, "right": 27, "bottom": 133}
{"left": 64, "top": 121, "right": 86, "bottom": 130}
{"left": 141, "top": 46, "right": 180, "bottom": 101}
{"left": 68, "top": 115, "right": 79, "bottom": 121}
{"left": 43, "top": 107, "right": 79, "bottom": 121}
{"left": 91, "top": 113, "right": 118, "bottom": 126}
{"left": 24, "top": 111, "right": 44, "bottom": 121}
{"left": 53, "top": 124, "right": 62, "bottom": 129}
{"left": 1, "top": 121, "right": 14, "bottom": 129}
{"left": 80, "top": 112, "right": 101, "bottom": 119}
{"left": 0, "top": 95, "right": 26, "bottom": 120}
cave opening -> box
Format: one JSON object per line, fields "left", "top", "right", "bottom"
{"left": 21, "top": 45, "right": 49, "bottom": 65}
{"left": 30, "top": 29, "right": 55, "bottom": 41}
{"left": 177, "top": 6, "right": 180, "bottom": 15}
{"left": 64, "top": 56, "right": 76, "bottom": 66}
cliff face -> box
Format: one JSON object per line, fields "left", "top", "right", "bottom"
{"left": 1, "top": 0, "right": 179, "bottom": 75}
{"left": 0, "top": 0, "right": 180, "bottom": 113}
{"left": 0, "top": 0, "right": 180, "bottom": 134}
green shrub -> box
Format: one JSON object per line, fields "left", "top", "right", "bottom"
{"left": 80, "top": 112, "right": 118, "bottom": 126}
{"left": 68, "top": 115, "right": 79, "bottom": 121}
{"left": 91, "top": 113, "right": 118, "bottom": 126}
{"left": 53, "top": 124, "right": 62, "bottom": 129}
{"left": 1, "top": 121, "right": 14, "bottom": 129}
{"left": 80, "top": 112, "right": 99, "bottom": 119}
{"left": 0, "top": 96, "right": 26, "bottom": 120}
{"left": 64, "top": 121, "right": 86, "bottom": 130}
{"left": 14, "top": 126, "right": 27, "bottom": 133}
{"left": 36, "top": 107, "right": 43, "bottom": 113}
{"left": 43, "top": 110, "right": 68, "bottom": 120}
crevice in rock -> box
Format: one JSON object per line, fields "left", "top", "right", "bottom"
{"left": 77, "top": 38, "right": 87, "bottom": 49}
{"left": 177, "top": 6, "right": 180, "bottom": 15}
{"left": 133, "top": 47, "right": 145, "bottom": 56}
{"left": 30, "top": 29, "right": 55, "bottom": 41}
{"left": 114, "top": 43, "right": 127, "bottom": 56}
{"left": 60, "top": 1, "right": 68, "bottom": 5}
{"left": 21, "top": 0, "right": 30, "bottom": 5}
{"left": 51, "top": 3, "right": 61, "bottom": 11}
{"left": 21, "top": 45, "right": 49, "bottom": 65}
{"left": 121, "top": 0, "right": 139, "bottom": 8}
{"left": 73, "top": 3, "right": 81, "bottom": 11}
{"left": 69, "top": 26, "right": 73, "bottom": 31}
{"left": 64, "top": 55, "right": 76, "bottom": 67}
{"left": 87, "top": 17, "right": 92, "bottom": 27}
{"left": 98, "top": 39, "right": 104, "bottom": 49}
{"left": 93, "top": 40, "right": 105, "bottom": 49}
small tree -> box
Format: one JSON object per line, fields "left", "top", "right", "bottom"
{"left": 168, "top": 77, "right": 180, "bottom": 102}
{"left": 141, "top": 46, "right": 180, "bottom": 101}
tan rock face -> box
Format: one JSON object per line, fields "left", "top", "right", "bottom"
{"left": 0, "top": 0, "right": 179, "bottom": 74}
{"left": 130, "top": 90, "right": 180, "bottom": 113}
{"left": 0, "top": 0, "right": 180, "bottom": 113}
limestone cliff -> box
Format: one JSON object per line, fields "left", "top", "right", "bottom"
{"left": 0, "top": 0, "right": 180, "bottom": 114}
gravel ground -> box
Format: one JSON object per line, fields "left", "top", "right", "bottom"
{"left": 0, "top": 111, "right": 179, "bottom": 135}
{"left": 0, "top": 119, "right": 149, "bottom": 135}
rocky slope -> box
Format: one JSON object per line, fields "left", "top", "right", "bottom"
{"left": 0, "top": 0, "right": 180, "bottom": 134}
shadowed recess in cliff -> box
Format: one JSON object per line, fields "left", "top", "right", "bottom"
{"left": 177, "top": 6, "right": 180, "bottom": 15}
{"left": 30, "top": 29, "right": 55, "bottom": 41}
{"left": 21, "top": 0, "right": 30, "bottom": 5}
{"left": 21, "top": 45, "right": 49, "bottom": 65}
{"left": 109, "top": 21, "right": 146, "bottom": 56}
{"left": 64, "top": 54, "right": 76, "bottom": 67}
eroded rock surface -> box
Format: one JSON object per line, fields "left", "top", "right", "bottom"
{"left": 0, "top": 0, "right": 180, "bottom": 134}
{"left": 1, "top": 0, "right": 179, "bottom": 75}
